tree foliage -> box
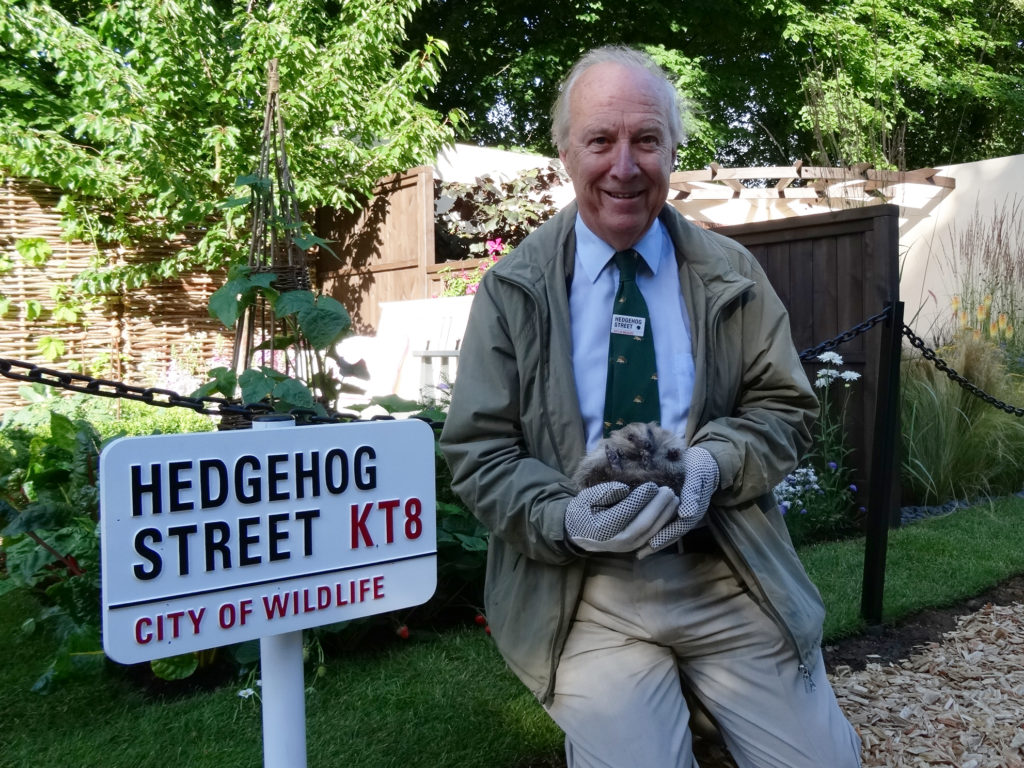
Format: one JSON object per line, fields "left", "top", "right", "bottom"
{"left": 407, "top": 0, "right": 1024, "bottom": 169}
{"left": 0, "top": 0, "right": 460, "bottom": 292}
{"left": 785, "top": 0, "right": 1024, "bottom": 169}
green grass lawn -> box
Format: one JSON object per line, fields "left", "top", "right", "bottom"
{"left": 2, "top": 495, "right": 1023, "bottom": 768}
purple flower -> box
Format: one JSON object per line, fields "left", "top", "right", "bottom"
{"left": 799, "top": 508, "right": 808, "bottom": 515}
{"left": 848, "top": 484, "right": 858, "bottom": 493}
{"left": 827, "top": 461, "right": 838, "bottom": 471}
{"left": 779, "top": 502, "right": 789, "bottom": 515}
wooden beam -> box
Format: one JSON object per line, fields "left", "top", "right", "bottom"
{"left": 684, "top": 188, "right": 735, "bottom": 200}
{"left": 739, "top": 188, "right": 785, "bottom": 199}
{"left": 712, "top": 165, "right": 802, "bottom": 180}
{"left": 670, "top": 169, "right": 714, "bottom": 183}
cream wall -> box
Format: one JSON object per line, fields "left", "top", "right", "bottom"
{"left": 896, "top": 155, "right": 1024, "bottom": 341}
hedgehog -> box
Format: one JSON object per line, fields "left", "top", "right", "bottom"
{"left": 572, "top": 422, "right": 688, "bottom": 495}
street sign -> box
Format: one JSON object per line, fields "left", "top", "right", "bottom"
{"left": 100, "top": 418, "right": 437, "bottom": 664}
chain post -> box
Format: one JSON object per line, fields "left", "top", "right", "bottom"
{"left": 861, "top": 301, "right": 903, "bottom": 625}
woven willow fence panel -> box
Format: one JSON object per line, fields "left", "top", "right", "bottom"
{"left": 0, "top": 177, "right": 233, "bottom": 411}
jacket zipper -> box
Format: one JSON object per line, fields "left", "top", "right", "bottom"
{"left": 709, "top": 514, "right": 818, "bottom": 692}
{"left": 702, "top": 279, "right": 818, "bottom": 691}
{"left": 494, "top": 269, "right": 578, "bottom": 703}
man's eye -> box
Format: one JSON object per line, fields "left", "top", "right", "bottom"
{"left": 591, "top": 136, "right": 608, "bottom": 146}
{"left": 640, "top": 135, "right": 659, "bottom": 145}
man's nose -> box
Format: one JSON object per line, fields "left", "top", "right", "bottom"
{"left": 609, "top": 141, "right": 640, "bottom": 179}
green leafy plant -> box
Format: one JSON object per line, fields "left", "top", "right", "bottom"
{"left": 198, "top": 264, "right": 352, "bottom": 413}
{"left": 0, "top": 410, "right": 104, "bottom": 692}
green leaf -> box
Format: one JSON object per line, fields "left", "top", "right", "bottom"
{"left": 234, "top": 174, "right": 271, "bottom": 191}
{"left": 48, "top": 412, "right": 79, "bottom": 452}
{"left": 15, "top": 238, "right": 52, "bottom": 267}
{"left": 238, "top": 368, "right": 275, "bottom": 404}
{"left": 2, "top": 501, "right": 65, "bottom": 536}
{"left": 272, "top": 378, "right": 317, "bottom": 411}
{"left": 297, "top": 296, "right": 351, "bottom": 349}
{"left": 151, "top": 653, "right": 199, "bottom": 681}
{"left": 368, "top": 394, "right": 422, "bottom": 413}
{"left": 217, "top": 196, "right": 251, "bottom": 209}
{"left": 452, "top": 532, "right": 489, "bottom": 551}
{"left": 192, "top": 367, "right": 237, "bottom": 399}
{"left": 36, "top": 336, "right": 66, "bottom": 362}
{"left": 208, "top": 278, "right": 250, "bottom": 327}
{"left": 253, "top": 334, "right": 297, "bottom": 352}
{"left": 273, "top": 289, "right": 315, "bottom": 317}
{"left": 293, "top": 233, "right": 335, "bottom": 256}
{"left": 51, "top": 305, "right": 80, "bottom": 324}
{"left": 23, "top": 300, "right": 43, "bottom": 321}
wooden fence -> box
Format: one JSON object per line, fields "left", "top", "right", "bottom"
{"left": 714, "top": 204, "right": 902, "bottom": 512}
{"left": 314, "top": 165, "right": 494, "bottom": 333}
{"left": 314, "top": 166, "right": 438, "bottom": 334}
{"left": 0, "top": 177, "right": 232, "bottom": 411}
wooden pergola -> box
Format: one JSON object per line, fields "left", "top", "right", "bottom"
{"left": 669, "top": 161, "right": 955, "bottom": 202}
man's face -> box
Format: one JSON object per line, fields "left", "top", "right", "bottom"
{"left": 559, "top": 62, "right": 676, "bottom": 252}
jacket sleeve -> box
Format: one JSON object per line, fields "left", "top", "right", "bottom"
{"left": 439, "top": 272, "right": 578, "bottom": 565}
{"left": 692, "top": 250, "right": 819, "bottom": 508}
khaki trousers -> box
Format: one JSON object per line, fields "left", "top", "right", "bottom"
{"left": 545, "top": 550, "right": 862, "bottom": 768}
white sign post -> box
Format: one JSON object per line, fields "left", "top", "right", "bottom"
{"left": 99, "top": 417, "right": 437, "bottom": 767}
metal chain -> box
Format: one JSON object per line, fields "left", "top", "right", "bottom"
{"left": 0, "top": 357, "right": 444, "bottom": 428}
{"left": 798, "top": 307, "right": 893, "bottom": 362}
{"left": 4, "top": 306, "right": 1021, "bottom": 424}
{"left": 0, "top": 357, "right": 240, "bottom": 415}
{"left": 901, "top": 325, "right": 1024, "bottom": 417}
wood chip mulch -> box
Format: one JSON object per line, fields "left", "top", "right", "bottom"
{"left": 830, "top": 601, "right": 1024, "bottom": 768}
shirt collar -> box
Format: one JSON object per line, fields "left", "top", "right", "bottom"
{"left": 574, "top": 214, "right": 666, "bottom": 284}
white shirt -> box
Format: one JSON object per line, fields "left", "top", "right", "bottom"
{"left": 570, "top": 215, "right": 695, "bottom": 450}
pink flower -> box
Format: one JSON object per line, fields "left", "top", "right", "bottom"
{"left": 466, "top": 283, "right": 479, "bottom": 295}
{"left": 486, "top": 238, "right": 504, "bottom": 256}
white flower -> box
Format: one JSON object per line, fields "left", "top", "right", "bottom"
{"left": 815, "top": 368, "right": 840, "bottom": 387}
{"left": 817, "top": 351, "right": 843, "bottom": 365}
{"left": 238, "top": 688, "right": 255, "bottom": 699}
{"left": 839, "top": 371, "right": 861, "bottom": 382}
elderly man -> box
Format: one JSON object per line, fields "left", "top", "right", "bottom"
{"left": 440, "top": 45, "right": 861, "bottom": 768}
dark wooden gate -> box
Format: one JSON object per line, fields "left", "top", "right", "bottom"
{"left": 714, "top": 204, "right": 902, "bottom": 516}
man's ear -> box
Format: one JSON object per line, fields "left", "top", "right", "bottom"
{"left": 559, "top": 149, "right": 571, "bottom": 177}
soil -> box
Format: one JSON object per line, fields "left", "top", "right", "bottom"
{"left": 821, "top": 570, "right": 1024, "bottom": 672}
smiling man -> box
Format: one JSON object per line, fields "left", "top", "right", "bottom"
{"left": 440, "top": 46, "right": 862, "bottom": 768}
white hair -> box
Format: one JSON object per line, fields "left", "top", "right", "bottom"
{"left": 550, "top": 45, "right": 687, "bottom": 153}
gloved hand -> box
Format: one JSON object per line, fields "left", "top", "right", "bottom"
{"left": 637, "top": 447, "right": 720, "bottom": 559}
{"left": 565, "top": 481, "right": 678, "bottom": 553}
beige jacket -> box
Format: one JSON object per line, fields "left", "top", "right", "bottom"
{"left": 440, "top": 202, "right": 824, "bottom": 703}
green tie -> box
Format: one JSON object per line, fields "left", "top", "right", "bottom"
{"left": 603, "top": 249, "right": 660, "bottom": 437}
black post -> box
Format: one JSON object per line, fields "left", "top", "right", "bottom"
{"left": 861, "top": 301, "right": 904, "bottom": 625}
